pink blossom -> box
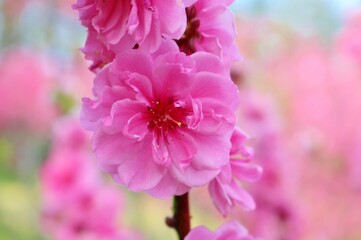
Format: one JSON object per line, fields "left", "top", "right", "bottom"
{"left": 177, "top": 0, "right": 240, "bottom": 65}
{"left": 236, "top": 90, "right": 303, "bottom": 240}
{"left": 41, "top": 119, "right": 142, "bottom": 240}
{"left": 209, "top": 128, "right": 262, "bottom": 216}
{"left": 81, "top": 40, "right": 240, "bottom": 198}
{"left": 0, "top": 49, "right": 57, "bottom": 132}
{"left": 73, "top": 0, "right": 192, "bottom": 71}
{"left": 185, "top": 220, "right": 258, "bottom": 240}
{"left": 336, "top": 9, "right": 361, "bottom": 64}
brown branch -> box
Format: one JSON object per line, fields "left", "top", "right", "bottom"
{"left": 165, "top": 192, "right": 191, "bottom": 240}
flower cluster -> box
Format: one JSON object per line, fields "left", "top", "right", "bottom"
{"left": 74, "top": 0, "right": 261, "bottom": 237}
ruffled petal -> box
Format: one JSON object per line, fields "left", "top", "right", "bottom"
{"left": 146, "top": 172, "right": 189, "bottom": 199}
{"left": 231, "top": 161, "right": 263, "bottom": 182}
{"left": 152, "top": 133, "right": 171, "bottom": 166}
{"left": 215, "top": 220, "right": 249, "bottom": 240}
{"left": 123, "top": 113, "right": 149, "bottom": 141}
{"left": 185, "top": 226, "right": 214, "bottom": 240}
{"left": 191, "top": 51, "right": 227, "bottom": 76}
{"left": 112, "top": 49, "right": 153, "bottom": 79}
{"left": 190, "top": 71, "right": 240, "bottom": 110}
{"left": 171, "top": 163, "right": 220, "bottom": 186}
{"left": 125, "top": 73, "right": 154, "bottom": 104}
{"left": 223, "top": 180, "right": 256, "bottom": 211}
{"left": 166, "top": 130, "right": 197, "bottom": 168}
{"left": 154, "top": 0, "right": 186, "bottom": 39}
{"left": 208, "top": 179, "right": 232, "bottom": 216}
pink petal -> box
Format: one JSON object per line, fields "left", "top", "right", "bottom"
{"left": 190, "top": 72, "right": 240, "bottom": 110}
{"left": 223, "top": 180, "right": 256, "bottom": 211}
{"left": 128, "top": 0, "right": 152, "bottom": 42}
{"left": 138, "top": 12, "right": 162, "bottom": 52}
{"left": 117, "top": 140, "right": 167, "bottom": 191}
{"left": 113, "top": 49, "right": 153, "bottom": 79}
{"left": 188, "top": 131, "right": 231, "bottom": 170}
{"left": 231, "top": 161, "right": 263, "bottom": 182}
{"left": 209, "top": 179, "right": 232, "bottom": 216}
{"left": 182, "top": 0, "right": 198, "bottom": 7}
{"left": 152, "top": 63, "right": 193, "bottom": 98}
{"left": 171, "top": 163, "right": 220, "bottom": 187}
{"left": 125, "top": 73, "right": 154, "bottom": 104}
{"left": 215, "top": 220, "right": 249, "bottom": 240}
{"left": 100, "top": 99, "right": 145, "bottom": 135}
{"left": 123, "top": 113, "right": 149, "bottom": 141}
{"left": 185, "top": 226, "right": 214, "bottom": 240}
{"left": 186, "top": 98, "right": 204, "bottom": 129}
{"left": 95, "top": 133, "right": 166, "bottom": 191}
{"left": 150, "top": 38, "right": 179, "bottom": 58}
{"left": 152, "top": 133, "right": 171, "bottom": 166}
{"left": 166, "top": 130, "right": 197, "bottom": 168}
{"left": 196, "top": 101, "right": 235, "bottom": 134}
{"left": 191, "top": 51, "right": 227, "bottom": 76}
{"left": 154, "top": 0, "right": 186, "bottom": 39}
{"left": 146, "top": 172, "right": 189, "bottom": 199}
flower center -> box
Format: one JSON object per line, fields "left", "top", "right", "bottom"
{"left": 146, "top": 98, "right": 187, "bottom": 133}
{"left": 176, "top": 6, "right": 200, "bottom": 55}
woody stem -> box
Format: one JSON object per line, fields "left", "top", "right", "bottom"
{"left": 166, "top": 192, "right": 191, "bottom": 240}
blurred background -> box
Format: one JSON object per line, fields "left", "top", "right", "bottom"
{"left": 1, "top": 0, "right": 361, "bottom": 239}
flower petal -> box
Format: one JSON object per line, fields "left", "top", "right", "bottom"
{"left": 231, "top": 161, "right": 263, "bottom": 182}
{"left": 191, "top": 51, "right": 227, "bottom": 76}
{"left": 152, "top": 133, "right": 171, "bottom": 166}
{"left": 123, "top": 112, "right": 149, "bottom": 141}
{"left": 171, "top": 163, "right": 220, "bottom": 186}
{"left": 189, "top": 130, "right": 232, "bottom": 170}
{"left": 209, "top": 179, "right": 232, "bottom": 216}
{"left": 125, "top": 73, "right": 154, "bottom": 104}
{"left": 112, "top": 49, "right": 153, "bottom": 78}
{"left": 223, "top": 180, "right": 256, "bottom": 211}
{"left": 190, "top": 71, "right": 240, "bottom": 110}
{"left": 185, "top": 226, "right": 214, "bottom": 240}
{"left": 154, "top": 0, "right": 186, "bottom": 39}
{"left": 167, "top": 130, "right": 197, "bottom": 169}
{"left": 146, "top": 172, "right": 189, "bottom": 199}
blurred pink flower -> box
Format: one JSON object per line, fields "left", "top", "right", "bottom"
{"left": 209, "top": 128, "right": 262, "bottom": 216}
{"left": 81, "top": 40, "right": 240, "bottom": 198}
{"left": 177, "top": 0, "right": 240, "bottom": 65}
{"left": 185, "top": 220, "right": 258, "bottom": 240}
{"left": 41, "top": 118, "right": 141, "bottom": 240}
{"left": 0, "top": 49, "right": 57, "bottom": 132}
{"left": 336, "top": 9, "right": 361, "bottom": 64}
{"left": 233, "top": 16, "right": 361, "bottom": 239}
{"left": 236, "top": 90, "right": 302, "bottom": 240}
{"left": 73, "top": 0, "right": 192, "bottom": 71}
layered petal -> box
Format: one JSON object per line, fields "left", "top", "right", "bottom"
{"left": 73, "top": 0, "right": 190, "bottom": 71}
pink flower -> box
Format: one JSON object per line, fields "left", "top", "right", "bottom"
{"left": 41, "top": 119, "right": 142, "bottom": 240}
{"left": 209, "top": 128, "right": 262, "bottom": 216}
{"left": 236, "top": 90, "right": 303, "bottom": 240}
{"left": 0, "top": 49, "right": 57, "bottom": 132}
{"left": 185, "top": 220, "right": 258, "bottom": 240}
{"left": 81, "top": 40, "right": 240, "bottom": 198}
{"left": 73, "top": 0, "right": 193, "bottom": 71}
{"left": 177, "top": 0, "right": 240, "bottom": 64}
{"left": 336, "top": 9, "right": 361, "bottom": 64}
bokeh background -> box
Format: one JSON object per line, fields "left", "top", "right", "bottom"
{"left": 1, "top": 0, "right": 361, "bottom": 239}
